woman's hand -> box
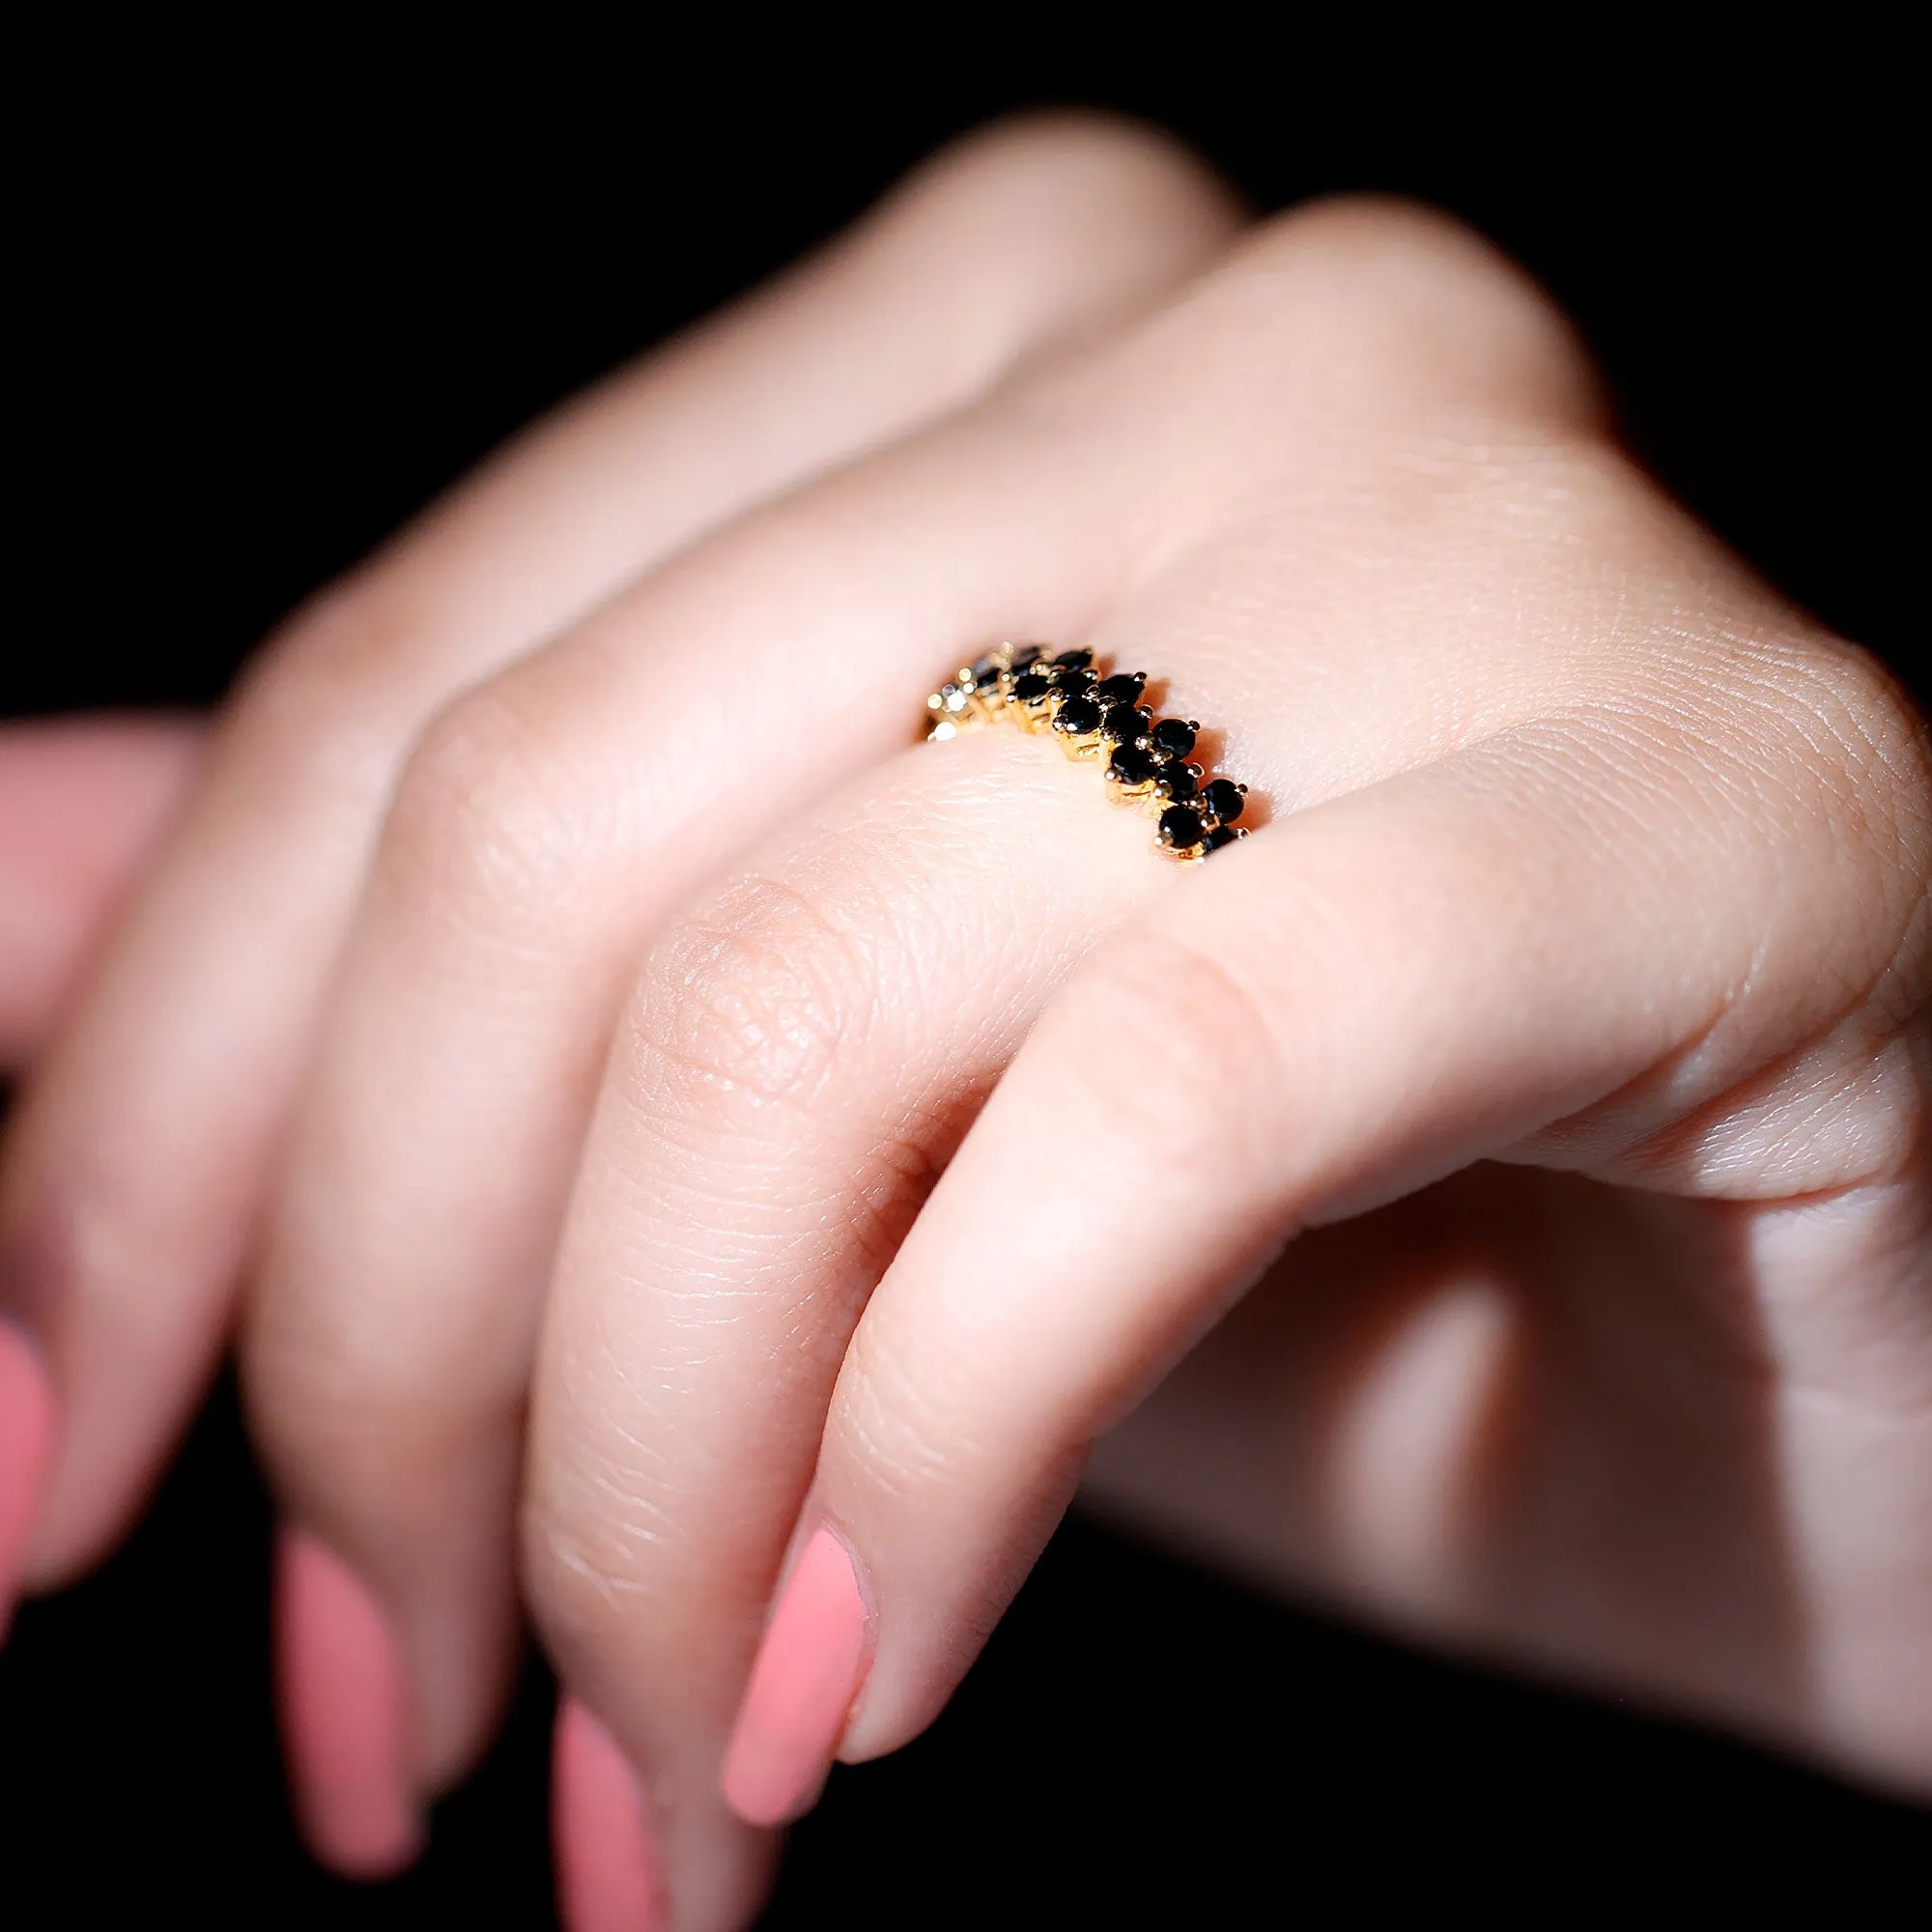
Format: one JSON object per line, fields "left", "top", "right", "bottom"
{"left": 4, "top": 118, "right": 1928, "bottom": 1932}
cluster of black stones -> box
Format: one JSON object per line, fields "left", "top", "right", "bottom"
{"left": 935, "top": 645, "right": 1250, "bottom": 860}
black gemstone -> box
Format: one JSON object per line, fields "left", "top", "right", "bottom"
{"left": 1102, "top": 704, "right": 1150, "bottom": 743}
{"left": 1052, "top": 648, "right": 1094, "bottom": 670}
{"left": 1094, "top": 671, "right": 1146, "bottom": 705}
{"left": 970, "top": 655, "right": 1005, "bottom": 688}
{"left": 1203, "top": 825, "right": 1241, "bottom": 854}
{"left": 1054, "top": 695, "right": 1104, "bottom": 735}
{"left": 1051, "top": 666, "right": 1095, "bottom": 698}
{"left": 1151, "top": 717, "right": 1197, "bottom": 757}
{"left": 1159, "top": 762, "right": 1200, "bottom": 805}
{"left": 1010, "top": 670, "right": 1052, "bottom": 703}
{"left": 1108, "top": 744, "right": 1158, "bottom": 787}
{"left": 1202, "top": 780, "right": 1245, "bottom": 824}
{"left": 1158, "top": 805, "right": 1206, "bottom": 851}
{"left": 1009, "top": 644, "right": 1045, "bottom": 669}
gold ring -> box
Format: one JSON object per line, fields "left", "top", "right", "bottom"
{"left": 924, "top": 644, "right": 1252, "bottom": 862}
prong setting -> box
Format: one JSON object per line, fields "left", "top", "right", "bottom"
{"left": 923, "top": 645, "right": 1255, "bottom": 861}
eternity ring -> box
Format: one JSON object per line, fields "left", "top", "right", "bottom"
{"left": 923, "top": 644, "right": 1252, "bottom": 862}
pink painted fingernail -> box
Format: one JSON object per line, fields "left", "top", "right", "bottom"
{"left": 0, "top": 1319, "right": 55, "bottom": 1643}
{"left": 721, "top": 1525, "right": 870, "bottom": 1828}
{"left": 554, "top": 1697, "right": 664, "bottom": 1932}
{"left": 275, "top": 1527, "right": 422, "bottom": 1879}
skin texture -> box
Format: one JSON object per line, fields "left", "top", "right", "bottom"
{"left": 1, "top": 120, "right": 1928, "bottom": 1929}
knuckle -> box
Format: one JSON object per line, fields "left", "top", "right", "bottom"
{"left": 220, "top": 581, "right": 429, "bottom": 803}
{"left": 851, "top": 114, "right": 1239, "bottom": 391}
{"left": 1059, "top": 930, "right": 1291, "bottom": 1190}
{"left": 1184, "top": 195, "right": 1601, "bottom": 428}
{"left": 255, "top": 574, "right": 416, "bottom": 697}
{"left": 837, "top": 1332, "right": 986, "bottom": 1507}
{"left": 1781, "top": 642, "right": 1932, "bottom": 847}
{"left": 618, "top": 871, "right": 876, "bottom": 1124}
{"left": 1657, "top": 630, "right": 1932, "bottom": 910}
{"left": 521, "top": 1455, "right": 658, "bottom": 1658}
{"left": 907, "top": 111, "right": 1236, "bottom": 249}
{"left": 520, "top": 1409, "right": 740, "bottom": 1681}
{"left": 244, "top": 1302, "right": 424, "bottom": 1524}
{"left": 524, "top": 1536, "right": 611, "bottom": 1671}
{"left": 385, "top": 676, "right": 605, "bottom": 923}
{"left": 1766, "top": 641, "right": 1932, "bottom": 973}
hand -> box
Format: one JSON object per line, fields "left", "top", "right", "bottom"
{"left": 5, "top": 117, "right": 1928, "bottom": 1932}
{"left": 1, "top": 117, "right": 1245, "bottom": 1918}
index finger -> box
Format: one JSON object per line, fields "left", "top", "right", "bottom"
{"left": 805, "top": 660, "right": 1931, "bottom": 1792}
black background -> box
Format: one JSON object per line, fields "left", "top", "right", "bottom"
{"left": 4, "top": 21, "right": 1925, "bottom": 1929}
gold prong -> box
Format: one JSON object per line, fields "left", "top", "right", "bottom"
{"left": 923, "top": 650, "right": 1254, "bottom": 860}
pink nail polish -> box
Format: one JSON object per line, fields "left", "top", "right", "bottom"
{"left": 0, "top": 1319, "right": 54, "bottom": 1643}
{"left": 554, "top": 1697, "right": 664, "bottom": 1932}
{"left": 721, "top": 1525, "right": 870, "bottom": 1828}
{"left": 275, "top": 1528, "right": 422, "bottom": 1879}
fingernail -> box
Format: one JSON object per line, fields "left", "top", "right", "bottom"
{"left": 275, "top": 1527, "right": 423, "bottom": 1879}
{"left": 721, "top": 1525, "right": 870, "bottom": 1828}
{"left": 554, "top": 1696, "right": 665, "bottom": 1932}
{"left": 0, "top": 1319, "right": 55, "bottom": 1643}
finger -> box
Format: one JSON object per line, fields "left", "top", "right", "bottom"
{"left": 1, "top": 716, "right": 201, "bottom": 1633}
{"left": 0, "top": 1323, "right": 52, "bottom": 1642}
{"left": 553, "top": 1697, "right": 668, "bottom": 1932}
{"left": 773, "top": 656, "right": 1930, "bottom": 1800}
{"left": 274, "top": 1528, "right": 420, "bottom": 1877}
{"left": 0, "top": 717, "right": 202, "bottom": 1071}
{"left": 2, "top": 114, "right": 1242, "bottom": 1596}
{"left": 519, "top": 727, "right": 1173, "bottom": 1918}
{"left": 478, "top": 202, "right": 1622, "bottom": 1917}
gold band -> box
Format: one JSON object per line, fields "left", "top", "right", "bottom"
{"left": 924, "top": 644, "right": 1252, "bottom": 862}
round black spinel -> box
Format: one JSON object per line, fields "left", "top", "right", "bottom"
{"left": 1052, "top": 648, "right": 1094, "bottom": 670}
{"left": 1159, "top": 762, "right": 1200, "bottom": 804}
{"left": 969, "top": 656, "right": 1005, "bottom": 688}
{"left": 1094, "top": 671, "right": 1146, "bottom": 705}
{"left": 1108, "top": 744, "right": 1158, "bottom": 787}
{"left": 1102, "top": 704, "right": 1150, "bottom": 743}
{"left": 1203, "top": 825, "right": 1241, "bottom": 854}
{"left": 1050, "top": 666, "right": 1095, "bottom": 697}
{"left": 1202, "top": 780, "right": 1245, "bottom": 824}
{"left": 1054, "top": 695, "right": 1104, "bottom": 735}
{"left": 1151, "top": 717, "right": 1197, "bottom": 757}
{"left": 1010, "top": 670, "right": 1052, "bottom": 703}
{"left": 1158, "top": 805, "right": 1206, "bottom": 851}
{"left": 1009, "top": 644, "right": 1045, "bottom": 669}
